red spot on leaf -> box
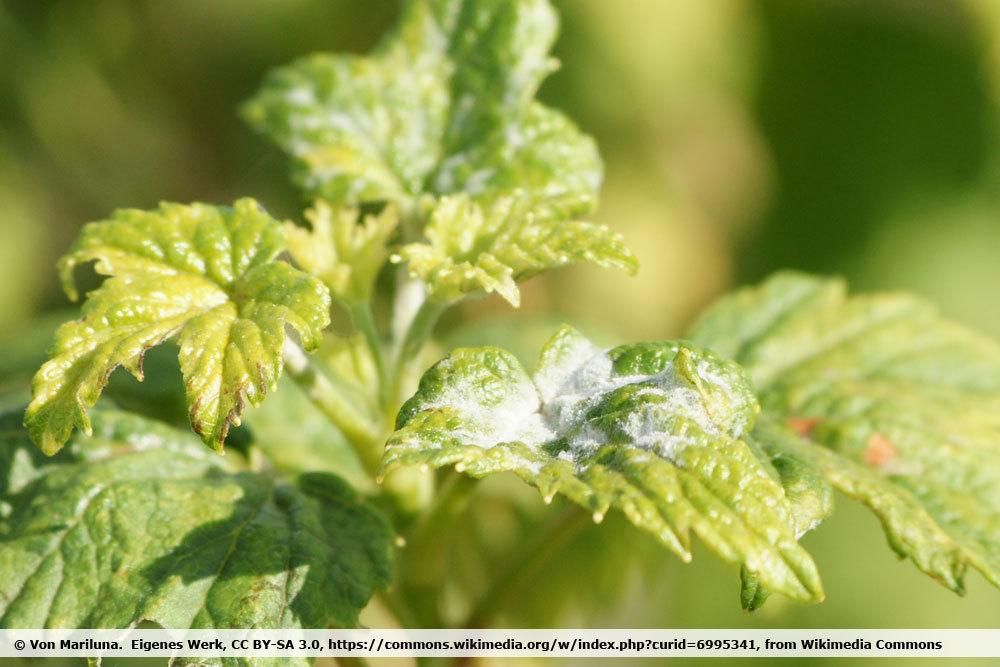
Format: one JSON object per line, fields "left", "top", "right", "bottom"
{"left": 864, "top": 432, "right": 898, "bottom": 468}
{"left": 787, "top": 416, "right": 822, "bottom": 437}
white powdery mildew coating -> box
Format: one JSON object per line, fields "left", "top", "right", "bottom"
{"left": 285, "top": 86, "right": 316, "bottom": 107}
{"left": 534, "top": 344, "right": 724, "bottom": 467}
{"left": 414, "top": 334, "right": 743, "bottom": 476}
{"left": 419, "top": 356, "right": 554, "bottom": 452}
{"left": 533, "top": 331, "right": 603, "bottom": 404}
{"left": 795, "top": 517, "right": 822, "bottom": 540}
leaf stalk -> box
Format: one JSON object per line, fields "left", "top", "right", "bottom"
{"left": 282, "top": 338, "right": 383, "bottom": 474}
{"left": 464, "top": 505, "right": 590, "bottom": 628}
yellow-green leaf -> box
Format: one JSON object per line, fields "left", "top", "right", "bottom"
{"left": 284, "top": 200, "right": 398, "bottom": 303}
{"left": 690, "top": 272, "right": 1000, "bottom": 594}
{"left": 26, "top": 199, "right": 331, "bottom": 454}
{"left": 393, "top": 194, "right": 637, "bottom": 306}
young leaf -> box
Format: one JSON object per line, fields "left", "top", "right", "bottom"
{"left": 242, "top": 0, "right": 601, "bottom": 216}
{"left": 393, "top": 194, "right": 637, "bottom": 306}
{"left": 383, "top": 325, "right": 824, "bottom": 603}
{"left": 284, "top": 200, "right": 398, "bottom": 302}
{"left": 690, "top": 271, "right": 1000, "bottom": 594}
{"left": 0, "top": 409, "right": 393, "bottom": 630}
{"left": 25, "top": 199, "right": 331, "bottom": 454}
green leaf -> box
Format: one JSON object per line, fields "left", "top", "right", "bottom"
{"left": 25, "top": 199, "right": 332, "bottom": 454}
{"left": 284, "top": 200, "right": 398, "bottom": 302}
{"left": 689, "top": 271, "right": 1000, "bottom": 594}
{"left": 242, "top": 0, "right": 600, "bottom": 215}
{"left": 739, "top": 567, "right": 770, "bottom": 612}
{"left": 0, "top": 409, "right": 393, "bottom": 630}
{"left": 738, "top": 416, "right": 834, "bottom": 610}
{"left": 741, "top": 416, "right": 835, "bottom": 546}
{"left": 383, "top": 325, "right": 824, "bottom": 603}
{"left": 393, "top": 194, "right": 636, "bottom": 306}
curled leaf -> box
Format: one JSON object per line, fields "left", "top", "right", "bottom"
{"left": 26, "top": 199, "right": 331, "bottom": 454}
{"left": 384, "top": 325, "right": 823, "bottom": 603}
{"left": 284, "top": 200, "right": 398, "bottom": 302}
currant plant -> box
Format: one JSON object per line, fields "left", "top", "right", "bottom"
{"left": 2, "top": 0, "right": 999, "bottom": 651}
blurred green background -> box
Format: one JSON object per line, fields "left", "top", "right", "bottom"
{"left": 1, "top": 0, "right": 999, "bottom": 664}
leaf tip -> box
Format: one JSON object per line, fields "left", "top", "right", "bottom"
{"left": 37, "top": 431, "right": 65, "bottom": 457}
{"left": 56, "top": 255, "right": 82, "bottom": 302}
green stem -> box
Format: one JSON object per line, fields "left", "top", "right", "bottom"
{"left": 349, "top": 300, "right": 388, "bottom": 403}
{"left": 407, "top": 470, "right": 477, "bottom": 548}
{"left": 391, "top": 298, "right": 447, "bottom": 404}
{"left": 464, "top": 505, "right": 591, "bottom": 628}
{"left": 282, "top": 338, "right": 382, "bottom": 474}
{"left": 392, "top": 471, "right": 478, "bottom": 625}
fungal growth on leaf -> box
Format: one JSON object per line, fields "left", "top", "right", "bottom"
{"left": 241, "top": 0, "right": 599, "bottom": 215}
{"left": 384, "top": 325, "right": 823, "bottom": 604}
{"left": 9, "top": 0, "right": 1000, "bottom": 636}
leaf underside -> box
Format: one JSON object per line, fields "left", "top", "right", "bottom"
{"left": 0, "top": 409, "right": 393, "bottom": 633}
{"left": 25, "top": 199, "right": 331, "bottom": 454}
{"left": 690, "top": 271, "right": 1000, "bottom": 596}
{"left": 384, "top": 325, "right": 824, "bottom": 603}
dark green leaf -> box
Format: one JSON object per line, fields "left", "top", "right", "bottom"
{"left": 1, "top": 409, "right": 393, "bottom": 631}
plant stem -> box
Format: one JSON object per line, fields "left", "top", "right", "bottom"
{"left": 407, "top": 470, "right": 477, "bottom": 549}
{"left": 391, "top": 271, "right": 427, "bottom": 342}
{"left": 390, "top": 298, "right": 447, "bottom": 404}
{"left": 464, "top": 505, "right": 591, "bottom": 628}
{"left": 393, "top": 470, "right": 478, "bottom": 625}
{"left": 282, "top": 338, "right": 382, "bottom": 474}
{"left": 350, "top": 300, "right": 388, "bottom": 403}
